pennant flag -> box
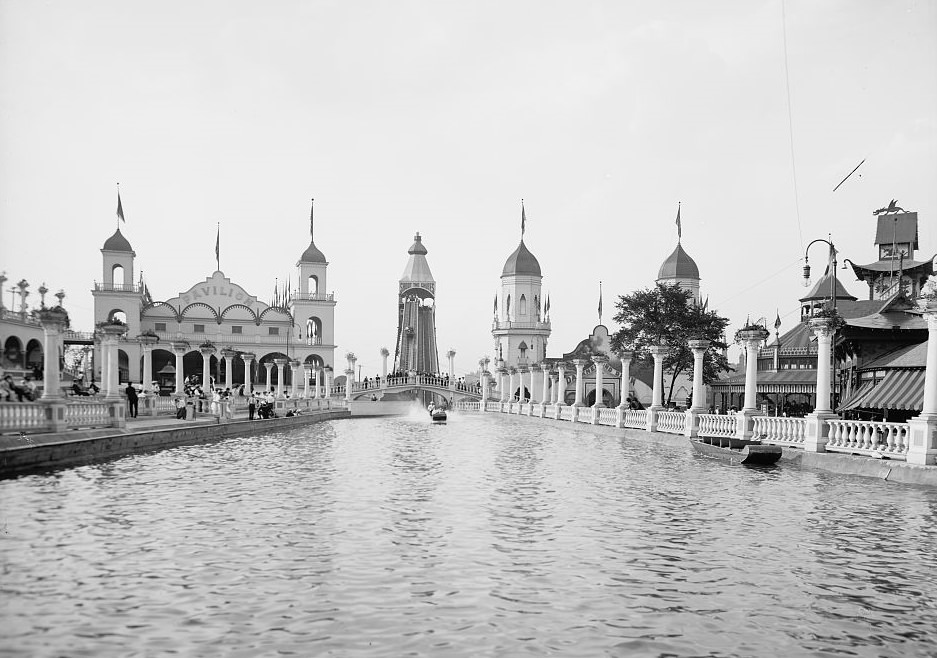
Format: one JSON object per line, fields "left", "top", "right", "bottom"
{"left": 521, "top": 199, "right": 526, "bottom": 238}
{"left": 309, "top": 198, "right": 315, "bottom": 239}
{"left": 116, "top": 188, "right": 125, "bottom": 224}
{"left": 675, "top": 202, "right": 681, "bottom": 241}
{"left": 215, "top": 223, "right": 220, "bottom": 271}
{"left": 774, "top": 311, "right": 782, "bottom": 331}
{"left": 598, "top": 281, "right": 603, "bottom": 322}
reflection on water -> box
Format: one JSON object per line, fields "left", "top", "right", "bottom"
{"left": 2, "top": 414, "right": 937, "bottom": 657}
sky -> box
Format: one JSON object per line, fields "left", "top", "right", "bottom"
{"left": 1, "top": 0, "right": 935, "bottom": 377}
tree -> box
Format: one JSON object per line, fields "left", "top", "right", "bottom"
{"left": 610, "top": 283, "right": 732, "bottom": 405}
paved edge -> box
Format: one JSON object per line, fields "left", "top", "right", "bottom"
{"left": 484, "top": 411, "right": 937, "bottom": 488}
{"left": 0, "top": 410, "right": 350, "bottom": 479}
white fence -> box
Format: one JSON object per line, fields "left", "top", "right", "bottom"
{"left": 657, "top": 411, "right": 686, "bottom": 435}
{"left": 754, "top": 416, "right": 807, "bottom": 447}
{"left": 623, "top": 410, "right": 647, "bottom": 429}
{"left": 697, "top": 414, "right": 737, "bottom": 439}
{"left": 826, "top": 419, "right": 910, "bottom": 459}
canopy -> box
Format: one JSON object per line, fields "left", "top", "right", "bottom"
{"left": 862, "top": 370, "right": 925, "bottom": 411}
{"left": 837, "top": 379, "right": 877, "bottom": 412}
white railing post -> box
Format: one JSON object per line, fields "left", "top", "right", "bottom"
{"left": 804, "top": 318, "right": 839, "bottom": 453}
{"left": 646, "top": 345, "right": 668, "bottom": 432}
{"left": 908, "top": 307, "right": 937, "bottom": 465}
{"left": 684, "top": 339, "right": 710, "bottom": 438}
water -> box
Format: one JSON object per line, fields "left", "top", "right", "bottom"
{"left": 2, "top": 412, "right": 937, "bottom": 657}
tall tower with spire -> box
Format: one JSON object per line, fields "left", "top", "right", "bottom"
{"left": 294, "top": 199, "right": 337, "bottom": 368}
{"left": 394, "top": 232, "right": 440, "bottom": 374}
{"left": 492, "top": 202, "right": 551, "bottom": 368}
{"left": 656, "top": 203, "right": 701, "bottom": 303}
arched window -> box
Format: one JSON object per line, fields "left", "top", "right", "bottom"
{"left": 306, "top": 317, "right": 323, "bottom": 345}
{"left": 519, "top": 295, "right": 527, "bottom": 316}
{"left": 308, "top": 275, "right": 319, "bottom": 295}
{"left": 506, "top": 295, "right": 512, "bottom": 319}
{"left": 112, "top": 264, "right": 124, "bottom": 286}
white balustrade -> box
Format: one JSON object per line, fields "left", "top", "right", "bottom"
{"left": 597, "top": 408, "right": 617, "bottom": 426}
{"left": 656, "top": 411, "right": 686, "bottom": 434}
{"left": 698, "top": 414, "right": 737, "bottom": 439}
{"left": 826, "top": 419, "right": 910, "bottom": 459}
{"left": 560, "top": 406, "right": 574, "bottom": 421}
{"left": 0, "top": 403, "right": 48, "bottom": 431}
{"left": 65, "top": 402, "right": 112, "bottom": 428}
{"left": 623, "top": 410, "right": 647, "bottom": 429}
{"left": 753, "top": 416, "right": 807, "bottom": 446}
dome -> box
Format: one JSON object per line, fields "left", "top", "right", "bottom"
{"left": 102, "top": 228, "right": 133, "bottom": 253}
{"left": 299, "top": 240, "right": 327, "bottom": 263}
{"left": 657, "top": 243, "right": 699, "bottom": 280}
{"left": 501, "top": 240, "right": 542, "bottom": 277}
{"left": 408, "top": 233, "right": 428, "bottom": 255}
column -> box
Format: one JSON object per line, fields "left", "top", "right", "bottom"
{"left": 540, "top": 363, "right": 550, "bottom": 408}
{"left": 908, "top": 308, "right": 937, "bottom": 465}
{"left": 241, "top": 353, "right": 254, "bottom": 396}
{"left": 324, "top": 367, "right": 332, "bottom": 398}
{"left": 171, "top": 342, "right": 187, "bottom": 395}
{"left": 274, "top": 358, "right": 287, "bottom": 398}
{"left": 138, "top": 334, "right": 158, "bottom": 392}
{"left": 481, "top": 370, "right": 490, "bottom": 409}
{"left": 556, "top": 362, "right": 568, "bottom": 406}
{"left": 519, "top": 367, "right": 529, "bottom": 403}
{"left": 263, "top": 362, "right": 274, "bottom": 393}
{"left": 550, "top": 374, "right": 558, "bottom": 404}
{"left": 303, "top": 364, "right": 312, "bottom": 398}
{"left": 344, "top": 368, "right": 354, "bottom": 402}
{"left": 736, "top": 329, "right": 769, "bottom": 441}
{"left": 288, "top": 360, "right": 300, "bottom": 397}
{"left": 646, "top": 344, "right": 668, "bottom": 432}
{"left": 38, "top": 308, "right": 69, "bottom": 401}
{"left": 592, "top": 355, "right": 607, "bottom": 408}
{"left": 222, "top": 349, "right": 236, "bottom": 391}
{"left": 200, "top": 344, "right": 215, "bottom": 391}
{"left": 447, "top": 349, "right": 456, "bottom": 390}
{"left": 572, "top": 359, "right": 586, "bottom": 407}
{"left": 313, "top": 368, "right": 321, "bottom": 399}
{"left": 101, "top": 326, "right": 125, "bottom": 399}
{"left": 617, "top": 351, "right": 633, "bottom": 408}
{"left": 529, "top": 365, "right": 541, "bottom": 404}
{"left": 684, "top": 340, "right": 710, "bottom": 438}
{"left": 498, "top": 368, "right": 508, "bottom": 402}
{"left": 508, "top": 368, "right": 517, "bottom": 402}
{"left": 381, "top": 347, "right": 389, "bottom": 388}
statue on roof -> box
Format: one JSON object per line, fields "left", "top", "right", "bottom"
{"left": 873, "top": 199, "right": 905, "bottom": 215}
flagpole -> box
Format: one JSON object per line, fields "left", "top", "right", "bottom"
{"left": 116, "top": 183, "right": 120, "bottom": 229}
{"left": 215, "top": 222, "right": 220, "bottom": 272}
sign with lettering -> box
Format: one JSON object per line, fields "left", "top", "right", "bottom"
{"left": 164, "top": 272, "right": 267, "bottom": 314}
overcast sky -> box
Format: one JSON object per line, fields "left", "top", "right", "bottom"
{"left": 1, "top": 0, "right": 935, "bottom": 376}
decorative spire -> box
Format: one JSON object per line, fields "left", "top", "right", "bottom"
{"left": 310, "top": 198, "right": 314, "bottom": 239}
{"left": 521, "top": 199, "right": 526, "bottom": 239}
{"left": 598, "top": 281, "right": 603, "bottom": 324}
{"left": 675, "top": 202, "right": 682, "bottom": 243}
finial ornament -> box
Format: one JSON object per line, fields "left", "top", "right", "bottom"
{"left": 310, "top": 198, "right": 315, "bottom": 239}
{"left": 521, "top": 199, "right": 526, "bottom": 239}
{"left": 675, "top": 202, "right": 682, "bottom": 243}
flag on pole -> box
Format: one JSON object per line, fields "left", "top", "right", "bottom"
{"left": 675, "top": 202, "right": 681, "bottom": 241}
{"left": 309, "top": 198, "right": 315, "bottom": 239}
{"left": 521, "top": 199, "right": 526, "bottom": 238}
{"left": 116, "top": 189, "right": 125, "bottom": 224}
{"left": 774, "top": 311, "right": 782, "bottom": 331}
{"left": 598, "top": 281, "right": 603, "bottom": 323}
{"left": 215, "top": 223, "right": 220, "bottom": 271}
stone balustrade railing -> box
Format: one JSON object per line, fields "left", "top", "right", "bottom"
{"left": 698, "top": 414, "right": 737, "bottom": 438}
{"left": 623, "top": 409, "right": 647, "bottom": 429}
{"left": 657, "top": 411, "right": 686, "bottom": 434}
{"left": 826, "top": 419, "right": 910, "bottom": 459}
{"left": 754, "top": 416, "right": 807, "bottom": 446}
{"left": 597, "top": 408, "right": 617, "bottom": 426}
{"left": 0, "top": 403, "right": 48, "bottom": 432}
{"left": 559, "top": 406, "right": 574, "bottom": 421}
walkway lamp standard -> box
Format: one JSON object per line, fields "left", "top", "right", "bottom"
{"left": 802, "top": 236, "right": 840, "bottom": 413}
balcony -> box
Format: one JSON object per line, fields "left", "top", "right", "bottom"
{"left": 291, "top": 292, "right": 336, "bottom": 302}
{"left": 492, "top": 319, "right": 551, "bottom": 331}
{"left": 94, "top": 282, "right": 141, "bottom": 293}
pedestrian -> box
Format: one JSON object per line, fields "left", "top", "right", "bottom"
{"left": 175, "top": 395, "right": 187, "bottom": 420}
{"left": 125, "top": 383, "right": 139, "bottom": 418}
{"left": 248, "top": 393, "right": 256, "bottom": 420}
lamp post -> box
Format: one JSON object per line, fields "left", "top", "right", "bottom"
{"left": 803, "top": 237, "right": 840, "bottom": 412}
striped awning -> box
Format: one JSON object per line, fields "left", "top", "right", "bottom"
{"left": 837, "top": 379, "right": 877, "bottom": 412}
{"left": 862, "top": 370, "right": 925, "bottom": 411}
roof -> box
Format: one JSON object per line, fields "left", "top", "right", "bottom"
{"left": 848, "top": 256, "right": 934, "bottom": 276}
{"left": 299, "top": 240, "right": 327, "bottom": 263}
{"left": 102, "top": 228, "right": 134, "bottom": 253}
{"left": 715, "top": 369, "right": 818, "bottom": 387}
{"left": 400, "top": 233, "right": 435, "bottom": 283}
{"left": 862, "top": 369, "right": 924, "bottom": 411}
{"left": 874, "top": 212, "right": 918, "bottom": 249}
{"left": 799, "top": 268, "right": 857, "bottom": 302}
{"left": 859, "top": 341, "right": 927, "bottom": 370}
{"left": 657, "top": 242, "right": 699, "bottom": 280}
{"left": 502, "top": 239, "right": 542, "bottom": 277}
{"left": 768, "top": 299, "right": 884, "bottom": 353}
{"left": 844, "top": 310, "right": 926, "bottom": 331}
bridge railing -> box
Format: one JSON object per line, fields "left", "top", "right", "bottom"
{"left": 825, "top": 419, "right": 910, "bottom": 459}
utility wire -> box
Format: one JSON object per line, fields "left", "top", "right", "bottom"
{"left": 781, "top": 0, "right": 804, "bottom": 251}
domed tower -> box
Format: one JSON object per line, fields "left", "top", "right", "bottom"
{"left": 294, "top": 199, "right": 336, "bottom": 367}
{"left": 394, "top": 232, "right": 439, "bottom": 374}
{"left": 94, "top": 226, "right": 143, "bottom": 332}
{"left": 657, "top": 242, "right": 700, "bottom": 302}
{"left": 493, "top": 203, "right": 551, "bottom": 368}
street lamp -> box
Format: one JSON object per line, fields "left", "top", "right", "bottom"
{"left": 802, "top": 238, "right": 839, "bottom": 314}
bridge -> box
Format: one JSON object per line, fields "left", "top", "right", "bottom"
{"left": 332, "top": 374, "right": 484, "bottom": 402}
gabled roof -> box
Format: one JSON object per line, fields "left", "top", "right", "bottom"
{"left": 860, "top": 341, "right": 927, "bottom": 370}
{"left": 848, "top": 256, "right": 934, "bottom": 275}
{"left": 799, "top": 267, "right": 857, "bottom": 302}
{"left": 400, "top": 233, "right": 435, "bottom": 283}
{"left": 874, "top": 212, "right": 918, "bottom": 249}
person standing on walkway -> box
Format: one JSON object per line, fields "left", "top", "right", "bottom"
{"left": 248, "top": 393, "right": 256, "bottom": 420}
{"left": 175, "top": 395, "right": 187, "bottom": 420}
{"left": 125, "top": 383, "right": 139, "bottom": 418}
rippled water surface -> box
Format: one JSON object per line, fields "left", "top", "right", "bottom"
{"left": 2, "top": 412, "right": 937, "bottom": 657}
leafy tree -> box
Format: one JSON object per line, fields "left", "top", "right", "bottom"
{"left": 610, "top": 283, "right": 732, "bottom": 405}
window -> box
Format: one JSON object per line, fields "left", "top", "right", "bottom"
{"left": 268, "top": 327, "right": 279, "bottom": 336}
{"left": 232, "top": 326, "right": 242, "bottom": 334}
{"left": 194, "top": 324, "right": 205, "bottom": 333}
{"left": 519, "top": 295, "right": 527, "bottom": 316}
{"left": 155, "top": 322, "right": 166, "bottom": 332}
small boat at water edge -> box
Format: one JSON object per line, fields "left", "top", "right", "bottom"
{"left": 427, "top": 403, "right": 447, "bottom": 424}
{"left": 690, "top": 437, "right": 782, "bottom": 465}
